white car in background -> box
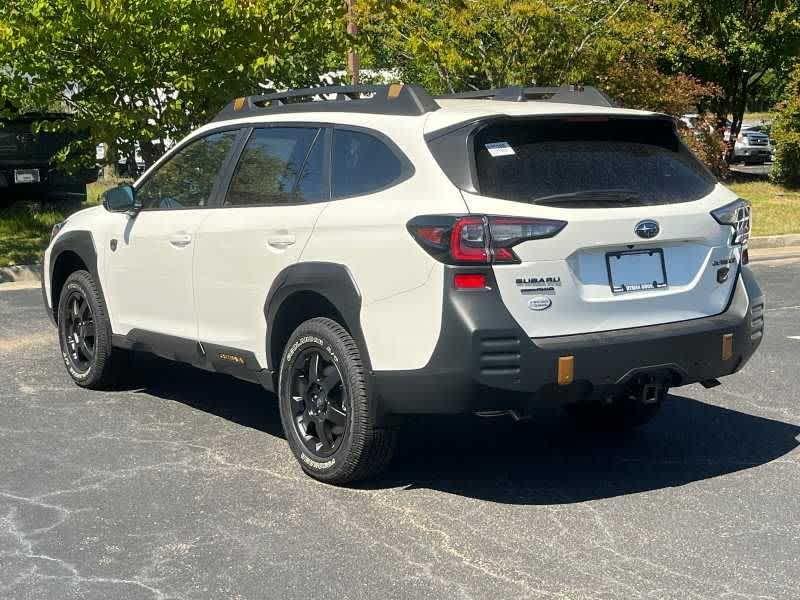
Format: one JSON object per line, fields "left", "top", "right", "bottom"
{"left": 732, "top": 124, "right": 774, "bottom": 164}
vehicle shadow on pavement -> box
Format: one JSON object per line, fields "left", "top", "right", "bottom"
{"left": 126, "top": 354, "right": 286, "bottom": 439}
{"left": 379, "top": 395, "right": 800, "bottom": 505}
{"left": 125, "top": 357, "right": 799, "bottom": 505}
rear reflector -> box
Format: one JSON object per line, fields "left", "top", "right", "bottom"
{"left": 453, "top": 273, "right": 488, "bottom": 290}
{"left": 722, "top": 334, "right": 734, "bottom": 361}
{"left": 557, "top": 356, "right": 574, "bottom": 386}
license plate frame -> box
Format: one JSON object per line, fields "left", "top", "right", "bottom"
{"left": 14, "top": 168, "right": 40, "bottom": 184}
{"left": 605, "top": 248, "right": 668, "bottom": 294}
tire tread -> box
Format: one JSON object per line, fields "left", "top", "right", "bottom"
{"left": 279, "top": 317, "right": 396, "bottom": 484}
{"left": 57, "top": 269, "right": 127, "bottom": 390}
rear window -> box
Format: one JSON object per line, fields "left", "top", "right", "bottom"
{"left": 474, "top": 118, "right": 716, "bottom": 207}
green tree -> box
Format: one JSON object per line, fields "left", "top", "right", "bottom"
{"left": 0, "top": 0, "right": 345, "bottom": 170}
{"left": 354, "top": 0, "right": 714, "bottom": 115}
{"left": 771, "top": 63, "right": 800, "bottom": 187}
{"left": 664, "top": 0, "right": 800, "bottom": 141}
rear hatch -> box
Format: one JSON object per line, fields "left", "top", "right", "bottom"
{"left": 445, "top": 115, "right": 744, "bottom": 338}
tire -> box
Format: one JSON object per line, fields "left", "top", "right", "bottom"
{"left": 57, "top": 270, "right": 128, "bottom": 389}
{"left": 278, "top": 317, "right": 396, "bottom": 484}
{"left": 565, "top": 386, "right": 664, "bottom": 432}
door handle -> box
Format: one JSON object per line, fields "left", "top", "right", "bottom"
{"left": 169, "top": 233, "right": 192, "bottom": 248}
{"left": 267, "top": 234, "right": 296, "bottom": 249}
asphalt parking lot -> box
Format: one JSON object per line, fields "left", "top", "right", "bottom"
{"left": 1, "top": 259, "right": 799, "bottom": 600}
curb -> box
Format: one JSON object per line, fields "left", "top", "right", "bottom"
{"left": 748, "top": 234, "right": 800, "bottom": 249}
{"left": 0, "top": 264, "right": 42, "bottom": 284}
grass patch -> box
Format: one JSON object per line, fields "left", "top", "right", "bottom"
{"left": 728, "top": 181, "right": 800, "bottom": 236}
{"left": 87, "top": 178, "right": 131, "bottom": 205}
{"left": 0, "top": 178, "right": 131, "bottom": 266}
{"left": 0, "top": 203, "right": 66, "bottom": 267}
{"left": 743, "top": 112, "right": 775, "bottom": 123}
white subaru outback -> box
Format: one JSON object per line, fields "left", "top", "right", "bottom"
{"left": 43, "top": 84, "right": 764, "bottom": 484}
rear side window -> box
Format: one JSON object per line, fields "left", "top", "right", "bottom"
{"left": 332, "top": 129, "right": 403, "bottom": 198}
{"left": 474, "top": 118, "right": 716, "bottom": 207}
{"left": 225, "top": 127, "right": 324, "bottom": 206}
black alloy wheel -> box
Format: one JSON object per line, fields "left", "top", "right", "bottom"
{"left": 62, "top": 288, "right": 96, "bottom": 373}
{"left": 289, "top": 347, "right": 348, "bottom": 457}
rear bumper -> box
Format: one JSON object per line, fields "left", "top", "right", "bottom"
{"left": 372, "top": 266, "right": 763, "bottom": 416}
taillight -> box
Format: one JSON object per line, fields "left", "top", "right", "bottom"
{"left": 450, "top": 217, "right": 489, "bottom": 263}
{"left": 711, "top": 199, "right": 751, "bottom": 246}
{"left": 407, "top": 215, "right": 567, "bottom": 265}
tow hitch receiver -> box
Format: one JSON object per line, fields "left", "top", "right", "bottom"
{"left": 641, "top": 383, "right": 663, "bottom": 405}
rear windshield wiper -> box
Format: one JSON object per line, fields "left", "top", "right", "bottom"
{"left": 530, "top": 189, "right": 645, "bottom": 207}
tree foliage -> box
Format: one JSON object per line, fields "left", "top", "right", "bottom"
{"left": 354, "top": 0, "right": 715, "bottom": 114}
{"left": 0, "top": 0, "right": 345, "bottom": 169}
{"left": 771, "top": 63, "right": 800, "bottom": 187}
{"left": 664, "top": 0, "right": 800, "bottom": 138}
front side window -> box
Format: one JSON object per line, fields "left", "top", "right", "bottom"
{"left": 331, "top": 129, "right": 404, "bottom": 198}
{"left": 224, "top": 127, "right": 324, "bottom": 206}
{"left": 137, "top": 130, "right": 237, "bottom": 210}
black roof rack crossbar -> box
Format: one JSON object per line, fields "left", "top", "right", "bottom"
{"left": 213, "top": 84, "right": 440, "bottom": 121}
{"left": 437, "top": 85, "right": 614, "bottom": 108}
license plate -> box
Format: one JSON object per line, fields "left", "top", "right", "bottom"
{"left": 606, "top": 249, "right": 668, "bottom": 294}
{"left": 14, "top": 169, "right": 40, "bottom": 184}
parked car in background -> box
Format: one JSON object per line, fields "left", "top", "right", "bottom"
{"left": 731, "top": 125, "right": 774, "bottom": 164}
{"left": 0, "top": 112, "right": 97, "bottom": 209}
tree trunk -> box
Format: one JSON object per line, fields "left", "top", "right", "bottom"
{"left": 139, "top": 139, "right": 163, "bottom": 171}
{"left": 346, "top": 0, "right": 359, "bottom": 85}
{"left": 101, "top": 143, "right": 117, "bottom": 180}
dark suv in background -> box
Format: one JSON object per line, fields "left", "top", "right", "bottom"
{"left": 0, "top": 112, "right": 97, "bottom": 209}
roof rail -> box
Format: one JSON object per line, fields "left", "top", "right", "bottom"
{"left": 437, "top": 85, "right": 614, "bottom": 108}
{"left": 213, "top": 83, "right": 439, "bottom": 122}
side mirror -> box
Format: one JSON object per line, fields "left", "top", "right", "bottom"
{"left": 102, "top": 184, "right": 141, "bottom": 216}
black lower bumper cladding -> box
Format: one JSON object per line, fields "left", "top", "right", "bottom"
{"left": 373, "top": 266, "right": 764, "bottom": 416}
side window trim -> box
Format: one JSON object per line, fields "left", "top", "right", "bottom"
{"left": 133, "top": 126, "right": 242, "bottom": 211}
{"left": 207, "top": 127, "right": 252, "bottom": 208}
{"left": 330, "top": 124, "right": 415, "bottom": 200}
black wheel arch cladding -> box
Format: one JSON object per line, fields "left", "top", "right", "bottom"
{"left": 264, "top": 262, "right": 370, "bottom": 373}
{"left": 46, "top": 230, "right": 100, "bottom": 324}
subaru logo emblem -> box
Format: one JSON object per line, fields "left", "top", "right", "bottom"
{"left": 635, "top": 220, "right": 660, "bottom": 239}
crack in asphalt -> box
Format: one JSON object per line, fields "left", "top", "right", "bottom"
{"left": 0, "top": 494, "right": 173, "bottom": 600}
